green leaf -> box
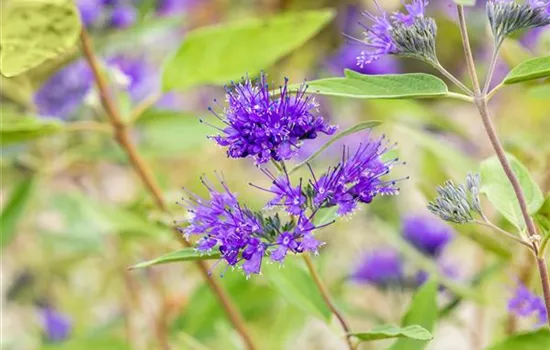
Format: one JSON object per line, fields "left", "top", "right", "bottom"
{"left": 1, "top": 176, "right": 35, "bottom": 248}
{"left": 288, "top": 120, "right": 381, "bottom": 174}
{"left": 534, "top": 196, "right": 550, "bottom": 238}
{"left": 351, "top": 325, "right": 433, "bottom": 342}
{"left": 288, "top": 71, "right": 448, "bottom": 100}
{"left": 1, "top": 111, "right": 63, "bottom": 145}
{"left": 452, "top": 0, "right": 476, "bottom": 5}
{"left": 162, "top": 9, "right": 335, "bottom": 91}
{"left": 486, "top": 329, "right": 550, "bottom": 350}
{"left": 480, "top": 154, "right": 544, "bottom": 229}
{"left": 390, "top": 280, "right": 438, "bottom": 350}
{"left": 0, "top": 0, "right": 81, "bottom": 77}
{"left": 263, "top": 258, "right": 332, "bottom": 322}
{"left": 129, "top": 248, "right": 221, "bottom": 269}
{"left": 504, "top": 56, "right": 550, "bottom": 85}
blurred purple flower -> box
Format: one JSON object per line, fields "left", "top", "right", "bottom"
{"left": 508, "top": 284, "right": 548, "bottom": 326}
{"left": 308, "top": 137, "right": 403, "bottom": 216}
{"left": 109, "top": 5, "right": 137, "bottom": 28}
{"left": 206, "top": 73, "right": 336, "bottom": 164}
{"left": 351, "top": 249, "right": 404, "bottom": 287}
{"left": 326, "top": 44, "right": 401, "bottom": 76}
{"left": 41, "top": 307, "right": 71, "bottom": 343}
{"left": 157, "top": 0, "right": 198, "bottom": 16}
{"left": 77, "top": 0, "right": 104, "bottom": 27}
{"left": 349, "top": 0, "right": 437, "bottom": 67}
{"left": 34, "top": 60, "right": 93, "bottom": 119}
{"left": 107, "top": 56, "right": 158, "bottom": 102}
{"left": 520, "top": 26, "right": 549, "bottom": 49}
{"left": 179, "top": 177, "right": 325, "bottom": 276}
{"left": 402, "top": 214, "right": 454, "bottom": 257}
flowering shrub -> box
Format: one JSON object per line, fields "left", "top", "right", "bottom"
{"left": 2, "top": 0, "right": 550, "bottom": 349}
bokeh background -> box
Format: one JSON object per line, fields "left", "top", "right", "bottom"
{"left": 1, "top": 0, "right": 549, "bottom": 349}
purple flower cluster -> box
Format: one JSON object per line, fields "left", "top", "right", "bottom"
{"left": 351, "top": 249, "right": 404, "bottom": 287}
{"left": 179, "top": 177, "right": 323, "bottom": 276}
{"left": 40, "top": 307, "right": 71, "bottom": 343}
{"left": 508, "top": 284, "right": 548, "bottom": 326}
{"left": 252, "top": 169, "right": 306, "bottom": 216}
{"left": 402, "top": 214, "right": 454, "bottom": 257}
{"left": 351, "top": 0, "right": 437, "bottom": 68}
{"left": 207, "top": 73, "right": 337, "bottom": 164}
{"left": 252, "top": 136, "right": 402, "bottom": 217}
{"left": 308, "top": 138, "right": 402, "bottom": 216}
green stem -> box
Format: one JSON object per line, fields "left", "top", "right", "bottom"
{"left": 303, "top": 254, "right": 356, "bottom": 350}
{"left": 483, "top": 46, "right": 501, "bottom": 95}
{"left": 473, "top": 218, "right": 532, "bottom": 249}
{"left": 429, "top": 60, "right": 473, "bottom": 96}
{"left": 273, "top": 161, "right": 354, "bottom": 349}
{"left": 456, "top": 4, "right": 550, "bottom": 328}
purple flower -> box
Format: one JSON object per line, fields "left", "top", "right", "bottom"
{"left": 349, "top": 0, "right": 437, "bottom": 67}
{"left": 157, "top": 0, "right": 198, "bottom": 16}
{"left": 508, "top": 284, "right": 548, "bottom": 326}
{"left": 487, "top": 0, "right": 550, "bottom": 46}
{"left": 34, "top": 60, "right": 93, "bottom": 119}
{"left": 351, "top": 249, "right": 404, "bottom": 287}
{"left": 402, "top": 214, "right": 454, "bottom": 257}
{"left": 179, "top": 176, "right": 325, "bottom": 276}
{"left": 206, "top": 73, "right": 337, "bottom": 164}
{"left": 41, "top": 307, "right": 71, "bottom": 343}
{"left": 308, "top": 137, "right": 403, "bottom": 216}
{"left": 326, "top": 43, "right": 401, "bottom": 76}
{"left": 109, "top": 5, "right": 137, "bottom": 28}
{"left": 251, "top": 169, "right": 306, "bottom": 215}
{"left": 77, "top": 0, "right": 104, "bottom": 27}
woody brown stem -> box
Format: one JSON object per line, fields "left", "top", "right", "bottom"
{"left": 80, "top": 28, "right": 257, "bottom": 349}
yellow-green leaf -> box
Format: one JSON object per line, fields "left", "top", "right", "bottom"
{"left": 351, "top": 325, "right": 433, "bottom": 342}
{"left": 1, "top": 110, "right": 63, "bottom": 145}
{"left": 162, "top": 9, "right": 335, "bottom": 91}
{"left": 0, "top": 0, "right": 81, "bottom": 77}
{"left": 504, "top": 56, "right": 550, "bottom": 85}
{"left": 480, "top": 154, "right": 544, "bottom": 229}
